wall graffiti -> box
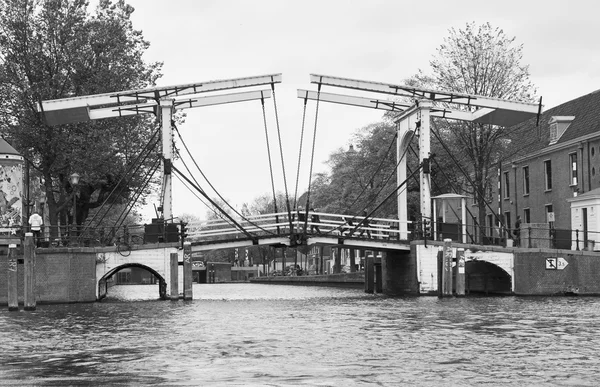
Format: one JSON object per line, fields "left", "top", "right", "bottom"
{"left": 0, "top": 162, "right": 23, "bottom": 230}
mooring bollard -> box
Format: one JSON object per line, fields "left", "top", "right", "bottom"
{"left": 183, "top": 242, "right": 192, "bottom": 300}
{"left": 364, "top": 256, "right": 374, "bottom": 294}
{"left": 7, "top": 243, "right": 18, "bottom": 311}
{"left": 24, "top": 233, "right": 36, "bottom": 311}
{"left": 455, "top": 248, "right": 465, "bottom": 296}
{"left": 170, "top": 252, "right": 178, "bottom": 300}
{"left": 441, "top": 239, "right": 453, "bottom": 297}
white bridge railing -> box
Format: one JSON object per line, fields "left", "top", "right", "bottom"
{"left": 186, "top": 212, "right": 411, "bottom": 242}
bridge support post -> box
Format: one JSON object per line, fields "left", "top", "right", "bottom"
{"left": 455, "top": 248, "right": 466, "bottom": 296}
{"left": 441, "top": 239, "right": 453, "bottom": 297}
{"left": 183, "top": 242, "right": 193, "bottom": 300}
{"left": 381, "top": 249, "right": 418, "bottom": 295}
{"left": 24, "top": 234, "right": 36, "bottom": 311}
{"left": 349, "top": 249, "right": 356, "bottom": 272}
{"left": 318, "top": 246, "right": 324, "bottom": 274}
{"left": 364, "top": 256, "right": 374, "bottom": 293}
{"left": 170, "top": 252, "right": 179, "bottom": 300}
{"left": 334, "top": 247, "right": 342, "bottom": 274}
{"left": 375, "top": 259, "right": 382, "bottom": 293}
{"left": 7, "top": 243, "right": 18, "bottom": 311}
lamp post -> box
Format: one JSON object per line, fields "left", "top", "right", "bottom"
{"left": 70, "top": 173, "right": 80, "bottom": 245}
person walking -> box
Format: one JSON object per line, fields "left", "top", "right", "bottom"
{"left": 310, "top": 208, "right": 321, "bottom": 234}
{"left": 359, "top": 210, "right": 372, "bottom": 238}
{"left": 28, "top": 211, "right": 43, "bottom": 246}
{"left": 513, "top": 216, "right": 522, "bottom": 247}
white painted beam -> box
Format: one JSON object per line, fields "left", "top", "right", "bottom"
{"left": 38, "top": 73, "right": 281, "bottom": 112}
{"left": 87, "top": 90, "right": 272, "bottom": 121}
{"left": 298, "top": 90, "right": 476, "bottom": 122}
{"left": 309, "top": 74, "right": 540, "bottom": 126}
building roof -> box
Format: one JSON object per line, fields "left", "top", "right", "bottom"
{"left": 0, "top": 138, "right": 20, "bottom": 156}
{"left": 505, "top": 89, "right": 600, "bottom": 161}
{"left": 566, "top": 187, "right": 600, "bottom": 202}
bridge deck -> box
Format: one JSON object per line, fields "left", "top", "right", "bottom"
{"left": 188, "top": 211, "right": 412, "bottom": 252}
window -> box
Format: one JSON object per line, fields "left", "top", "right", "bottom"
{"left": 569, "top": 153, "right": 578, "bottom": 186}
{"left": 504, "top": 211, "right": 512, "bottom": 235}
{"left": 503, "top": 171, "right": 510, "bottom": 199}
{"left": 523, "top": 208, "right": 531, "bottom": 223}
{"left": 544, "top": 160, "right": 552, "bottom": 190}
{"left": 487, "top": 214, "right": 494, "bottom": 237}
{"left": 522, "top": 166, "right": 530, "bottom": 195}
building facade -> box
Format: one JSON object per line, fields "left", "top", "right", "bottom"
{"left": 494, "top": 89, "right": 600, "bottom": 248}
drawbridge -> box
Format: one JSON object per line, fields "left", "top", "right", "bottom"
{"left": 37, "top": 72, "right": 541, "bottom": 254}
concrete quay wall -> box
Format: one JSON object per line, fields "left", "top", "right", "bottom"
{"left": 251, "top": 272, "right": 364, "bottom": 288}
{"left": 0, "top": 247, "right": 97, "bottom": 305}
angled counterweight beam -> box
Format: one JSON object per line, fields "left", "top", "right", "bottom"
{"left": 297, "top": 90, "right": 475, "bottom": 121}
{"left": 89, "top": 90, "right": 272, "bottom": 120}
{"left": 309, "top": 74, "right": 540, "bottom": 127}
{"left": 38, "top": 73, "right": 282, "bottom": 125}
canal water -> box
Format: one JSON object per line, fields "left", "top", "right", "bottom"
{"left": 1, "top": 284, "right": 600, "bottom": 386}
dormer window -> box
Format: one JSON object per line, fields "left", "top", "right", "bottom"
{"left": 549, "top": 116, "right": 575, "bottom": 145}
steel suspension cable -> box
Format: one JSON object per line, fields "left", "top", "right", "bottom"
{"left": 174, "top": 149, "right": 273, "bottom": 234}
{"left": 343, "top": 130, "right": 399, "bottom": 214}
{"left": 173, "top": 172, "right": 233, "bottom": 224}
{"left": 337, "top": 125, "right": 417, "bottom": 224}
{"left": 173, "top": 124, "right": 276, "bottom": 236}
{"left": 260, "top": 94, "right": 280, "bottom": 226}
{"left": 301, "top": 83, "right": 323, "bottom": 234}
{"left": 269, "top": 80, "right": 295, "bottom": 230}
{"left": 84, "top": 128, "right": 161, "bottom": 231}
{"left": 172, "top": 165, "right": 257, "bottom": 240}
{"left": 113, "top": 158, "right": 161, "bottom": 233}
{"left": 431, "top": 120, "right": 507, "bottom": 230}
{"left": 292, "top": 96, "right": 309, "bottom": 210}
{"left": 346, "top": 161, "right": 424, "bottom": 237}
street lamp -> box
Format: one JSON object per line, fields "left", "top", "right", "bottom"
{"left": 70, "top": 173, "right": 80, "bottom": 245}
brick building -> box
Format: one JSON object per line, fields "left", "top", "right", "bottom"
{"left": 493, "top": 89, "right": 600, "bottom": 248}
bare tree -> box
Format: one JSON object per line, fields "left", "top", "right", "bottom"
{"left": 424, "top": 22, "right": 537, "bottom": 241}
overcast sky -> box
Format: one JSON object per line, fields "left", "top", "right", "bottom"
{"left": 115, "top": 0, "right": 600, "bottom": 221}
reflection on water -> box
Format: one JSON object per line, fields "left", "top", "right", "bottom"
{"left": 2, "top": 284, "right": 600, "bottom": 386}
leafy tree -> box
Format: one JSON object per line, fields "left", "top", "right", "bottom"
{"left": 419, "top": 22, "right": 537, "bottom": 240}
{"left": 0, "top": 0, "right": 163, "bottom": 239}
{"left": 310, "top": 122, "right": 406, "bottom": 219}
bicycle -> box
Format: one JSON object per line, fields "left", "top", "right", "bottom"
{"left": 116, "top": 233, "right": 144, "bottom": 257}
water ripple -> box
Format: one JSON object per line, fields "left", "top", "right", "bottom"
{"left": 2, "top": 284, "right": 600, "bottom": 385}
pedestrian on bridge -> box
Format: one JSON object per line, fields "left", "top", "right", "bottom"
{"left": 310, "top": 208, "right": 321, "bottom": 234}
{"left": 28, "top": 211, "right": 43, "bottom": 247}
{"left": 359, "top": 210, "right": 372, "bottom": 239}
{"left": 296, "top": 206, "right": 306, "bottom": 232}
{"left": 342, "top": 216, "right": 354, "bottom": 236}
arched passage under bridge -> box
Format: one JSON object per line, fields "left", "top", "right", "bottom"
{"left": 98, "top": 263, "right": 167, "bottom": 300}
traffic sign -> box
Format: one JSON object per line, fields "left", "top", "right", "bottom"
{"left": 546, "top": 258, "right": 557, "bottom": 270}
{"left": 557, "top": 257, "right": 568, "bottom": 270}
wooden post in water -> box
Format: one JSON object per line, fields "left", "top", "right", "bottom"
{"left": 349, "top": 248, "right": 356, "bottom": 272}
{"left": 364, "top": 256, "right": 374, "bottom": 293}
{"left": 442, "top": 239, "right": 453, "bottom": 296}
{"left": 7, "top": 243, "right": 18, "bottom": 311}
{"left": 170, "top": 252, "right": 178, "bottom": 300}
{"left": 318, "top": 245, "right": 324, "bottom": 274}
{"left": 375, "top": 259, "right": 383, "bottom": 294}
{"left": 437, "top": 247, "right": 443, "bottom": 297}
{"left": 24, "top": 233, "right": 36, "bottom": 311}
{"left": 334, "top": 247, "right": 342, "bottom": 274}
{"left": 183, "top": 242, "right": 193, "bottom": 300}
{"left": 455, "top": 248, "right": 466, "bottom": 296}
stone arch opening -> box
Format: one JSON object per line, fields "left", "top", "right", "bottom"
{"left": 465, "top": 261, "right": 512, "bottom": 294}
{"left": 98, "top": 263, "right": 167, "bottom": 300}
